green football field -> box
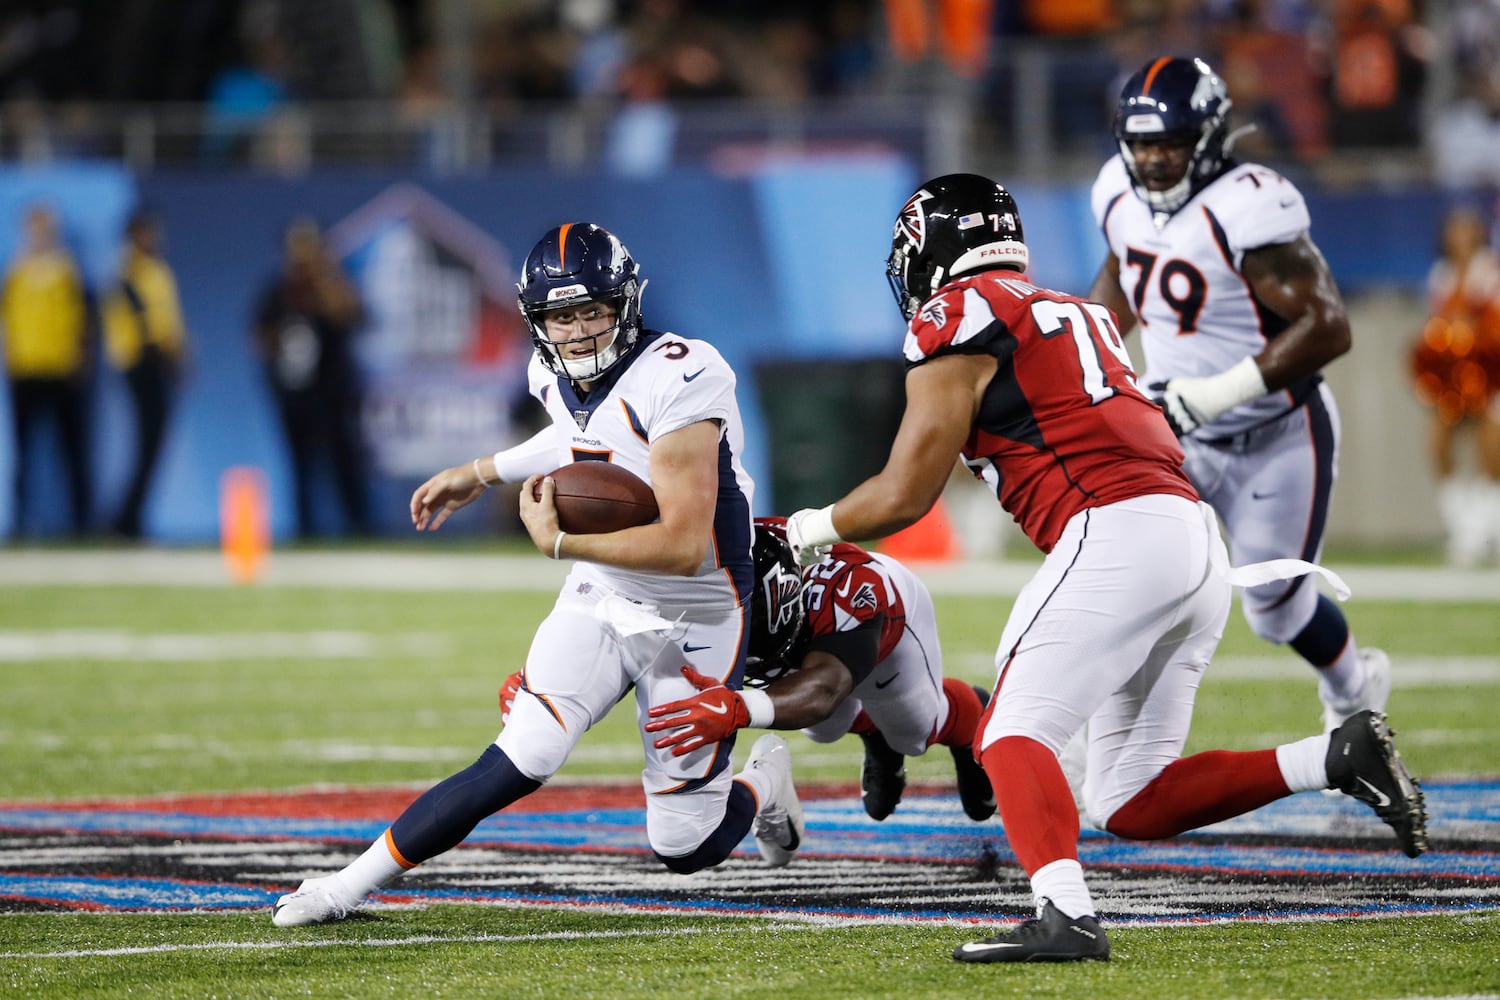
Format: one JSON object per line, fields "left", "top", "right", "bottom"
{"left": 2, "top": 546, "right": 1498, "bottom": 999}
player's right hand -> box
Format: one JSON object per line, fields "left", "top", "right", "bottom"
{"left": 498, "top": 670, "right": 524, "bottom": 726}
{"left": 410, "top": 464, "right": 487, "bottom": 531}
{"left": 644, "top": 665, "right": 750, "bottom": 756}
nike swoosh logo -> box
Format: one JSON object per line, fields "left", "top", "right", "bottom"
{"left": 1251, "top": 490, "right": 1277, "bottom": 500}
{"left": 683, "top": 368, "right": 707, "bottom": 383}
{"left": 683, "top": 643, "right": 711, "bottom": 653}
{"left": 703, "top": 701, "right": 729, "bottom": 715}
{"left": 957, "top": 941, "right": 1023, "bottom": 956}
{"left": 1279, "top": 197, "right": 1297, "bottom": 208}
{"left": 874, "top": 675, "right": 898, "bottom": 689}
{"left": 1356, "top": 776, "right": 1391, "bottom": 808}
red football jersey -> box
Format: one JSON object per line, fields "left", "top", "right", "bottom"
{"left": 903, "top": 272, "right": 1197, "bottom": 551}
{"left": 757, "top": 517, "right": 903, "bottom": 685}
{"left": 800, "top": 541, "right": 906, "bottom": 682}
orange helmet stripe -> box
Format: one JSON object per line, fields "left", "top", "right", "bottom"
{"left": 557, "top": 222, "right": 573, "bottom": 269}
{"left": 1140, "top": 56, "right": 1172, "bottom": 95}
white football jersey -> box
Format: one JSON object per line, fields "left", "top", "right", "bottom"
{"left": 527, "top": 329, "right": 755, "bottom": 612}
{"left": 1092, "top": 154, "right": 1316, "bottom": 437}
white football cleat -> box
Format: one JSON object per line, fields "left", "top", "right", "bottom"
{"left": 271, "top": 874, "right": 362, "bottom": 927}
{"left": 746, "top": 734, "right": 804, "bottom": 867}
{"left": 1320, "top": 647, "right": 1392, "bottom": 734}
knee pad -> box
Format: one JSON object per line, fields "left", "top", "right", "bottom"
{"left": 649, "top": 777, "right": 751, "bottom": 870}
{"left": 1241, "top": 579, "right": 1318, "bottom": 645}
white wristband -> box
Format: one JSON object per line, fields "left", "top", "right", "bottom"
{"left": 472, "top": 457, "right": 495, "bottom": 489}
{"left": 552, "top": 531, "right": 567, "bottom": 560}
{"left": 1184, "top": 356, "right": 1269, "bottom": 423}
{"left": 739, "top": 687, "right": 775, "bottom": 728}
{"left": 795, "top": 504, "right": 841, "bottom": 548}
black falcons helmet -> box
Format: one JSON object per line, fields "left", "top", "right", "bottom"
{"left": 517, "top": 222, "right": 645, "bottom": 382}
{"left": 886, "top": 173, "right": 1030, "bottom": 321}
{"left": 747, "top": 519, "right": 807, "bottom": 673}
{"left": 1113, "top": 56, "right": 1233, "bottom": 217}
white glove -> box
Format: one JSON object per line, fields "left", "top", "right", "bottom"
{"left": 785, "top": 505, "right": 841, "bottom": 567}
{"left": 1159, "top": 356, "right": 1267, "bottom": 437}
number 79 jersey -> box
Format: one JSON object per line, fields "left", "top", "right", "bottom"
{"left": 902, "top": 272, "right": 1197, "bottom": 552}
{"left": 1091, "top": 155, "right": 1314, "bottom": 436}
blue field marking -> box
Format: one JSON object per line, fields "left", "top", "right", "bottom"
{"left": 1, "top": 780, "right": 1496, "bottom": 922}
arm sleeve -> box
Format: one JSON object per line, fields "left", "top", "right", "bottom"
{"left": 492, "top": 425, "right": 559, "bottom": 483}
{"left": 804, "top": 616, "right": 884, "bottom": 688}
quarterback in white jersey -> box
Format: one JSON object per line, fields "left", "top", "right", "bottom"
{"left": 270, "top": 223, "right": 803, "bottom": 929}
{"left": 1089, "top": 56, "right": 1391, "bottom": 735}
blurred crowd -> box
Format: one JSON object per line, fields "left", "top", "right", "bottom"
{"left": 0, "top": 1, "right": 1494, "bottom": 182}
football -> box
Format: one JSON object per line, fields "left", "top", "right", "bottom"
{"left": 539, "top": 462, "right": 659, "bottom": 534}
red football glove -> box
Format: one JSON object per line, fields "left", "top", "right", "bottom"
{"left": 498, "top": 670, "right": 524, "bottom": 726}
{"left": 644, "top": 665, "right": 750, "bottom": 757}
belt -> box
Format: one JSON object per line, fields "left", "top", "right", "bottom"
{"left": 1195, "top": 376, "right": 1322, "bottom": 451}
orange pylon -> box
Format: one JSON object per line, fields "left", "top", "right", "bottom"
{"left": 220, "top": 466, "right": 270, "bottom": 584}
{"left": 879, "top": 499, "right": 960, "bottom": 563}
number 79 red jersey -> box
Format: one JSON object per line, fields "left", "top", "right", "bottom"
{"left": 902, "top": 271, "right": 1197, "bottom": 552}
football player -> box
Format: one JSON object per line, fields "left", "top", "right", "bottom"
{"left": 1088, "top": 56, "right": 1390, "bottom": 734}
{"left": 272, "top": 222, "right": 802, "bottom": 927}
{"left": 640, "top": 517, "right": 994, "bottom": 823}
{"left": 784, "top": 173, "right": 1427, "bottom": 962}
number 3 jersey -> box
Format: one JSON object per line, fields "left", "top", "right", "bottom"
{"left": 527, "top": 328, "right": 755, "bottom": 612}
{"left": 903, "top": 272, "right": 1196, "bottom": 552}
{"left": 1091, "top": 154, "right": 1316, "bottom": 437}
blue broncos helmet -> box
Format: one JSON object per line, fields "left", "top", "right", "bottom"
{"left": 1113, "top": 57, "right": 1234, "bottom": 217}
{"left": 517, "top": 222, "right": 646, "bottom": 383}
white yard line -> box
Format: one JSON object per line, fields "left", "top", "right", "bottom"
{"left": 3, "top": 548, "right": 1499, "bottom": 601}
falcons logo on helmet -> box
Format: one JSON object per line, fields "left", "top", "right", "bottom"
{"left": 895, "top": 189, "right": 935, "bottom": 251}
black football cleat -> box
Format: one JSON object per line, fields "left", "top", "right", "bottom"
{"left": 859, "top": 730, "right": 906, "bottom": 821}
{"left": 1326, "top": 710, "right": 1429, "bottom": 858}
{"left": 950, "top": 685, "right": 996, "bottom": 821}
{"left": 953, "top": 899, "right": 1110, "bottom": 963}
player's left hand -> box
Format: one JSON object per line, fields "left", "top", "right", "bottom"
{"left": 1157, "top": 357, "right": 1268, "bottom": 437}
{"left": 644, "top": 665, "right": 750, "bottom": 756}
{"left": 1159, "top": 379, "right": 1211, "bottom": 436}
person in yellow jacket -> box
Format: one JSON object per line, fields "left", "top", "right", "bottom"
{"left": 103, "top": 210, "right": 187, "bottom": 538}
{"left": 1, "top": 203, "right": 93, "bottom": 537}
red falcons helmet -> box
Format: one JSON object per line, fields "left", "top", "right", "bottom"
{"left": 887, "top": 174, "right": 1030, "bottom": 321}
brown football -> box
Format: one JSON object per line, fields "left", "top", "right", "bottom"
{"left": 537, "top": 462, "right": 660, "bottom": 534}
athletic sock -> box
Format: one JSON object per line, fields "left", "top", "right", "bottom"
{"left": 338, "top": 830, "right": 409, "bottom": 899}
{"left": 1106, "top": 748, "right": 1292, "bottom": 839}
{"left": 1291, "top": 594, "right": 1360, "bottom": 701}
{"left": 1275, "top": 733, "right": 1334, "bottom": 792}
{"left": 982, "top": 735, "right": 1079, "bottom": 875}
{"left": 1030, "top": 858, "right": 1095, "bottom": 920}
{"left": 388, "top": 744, "right": 541, "bottom": 865}
{"left": 932, "top": 677, "right": 984, "bottom": 748}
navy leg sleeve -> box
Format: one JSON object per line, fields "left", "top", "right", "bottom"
{"left": 1289, "top": 593, "right": 1351, "bottom": 667}
{"left": 654, "top": 780, "right": 757, "bottom": 874}
{"left": 389, "top": 745, "right": 541, "bottom": 865}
